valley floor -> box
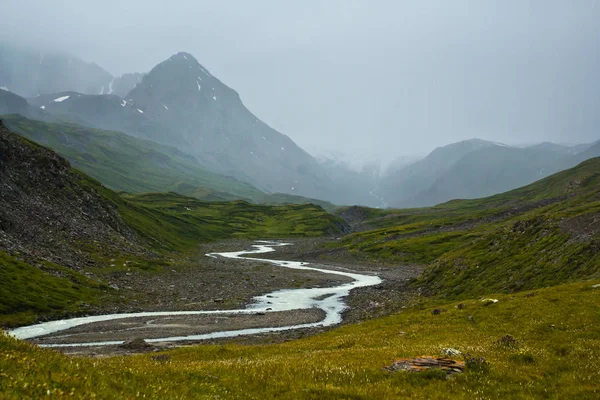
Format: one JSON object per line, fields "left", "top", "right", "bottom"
{"left": 19, "top": 239, "right": 421, "bottom": 356}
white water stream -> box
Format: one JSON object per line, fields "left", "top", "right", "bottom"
{"left": 9, "top": 242, "right": 382, "bottom": 347}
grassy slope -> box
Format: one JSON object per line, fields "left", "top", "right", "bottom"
{"left": 2, "top": 280, "right": 599, "bottom": 398}
{"left": 0, "top": 251, "right": 110, "bottom": 327}
{"left": 1, "top": 114, "right": 264, "bottom": 202}
{"left": 116, "top": 192, "right": 345, "bottom": 251}
{"left": 259, "top": 192, "right": 338, "bottom": 212}
{"left": 333, "top": 157, "right": 600, "bottom": 298}
{"left": 2, "top": 115, "right": 341, "bottom": 209}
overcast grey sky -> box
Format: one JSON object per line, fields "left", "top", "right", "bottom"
{"left": 3, "top": 0, "right": 600, "bottom": 161}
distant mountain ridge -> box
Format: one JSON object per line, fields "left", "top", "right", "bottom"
{"left": 0, "top": 88, "right": 43, "bottom": 119}
{"left": 0, "top": 43, "right": 143, "bottom": 98}
{"left": 380, "top": 139, "right": 496, "bottom": 206}
{"left": 382, "top": 138, "right": 600, "bottom": 207}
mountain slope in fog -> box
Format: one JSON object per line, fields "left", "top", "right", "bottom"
{"left": 383, "top": 140, "right": 600, "bottom": 207}
{"left": 17, "top": 52, "right": 358, "bottom": 203}
{"left": 380, "top": 139, "right": 496, "bottom": 206}
{"left": 0, "top": 43, "right": 142, "bottom": 98}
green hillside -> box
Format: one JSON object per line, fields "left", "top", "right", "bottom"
{"left": 259, "top": 192, "right": 338, "bottom": 212}
{"left": 1, "top": 114, "right": 264, "bottom": 202}
{"left": 331, "top": 157, "right": 600, "bottom": 297}
{"left": 2, "top": 115, "right": 342, "bottom": 210}
{"left": 117, "top": 192, "right": 345, "bottom": 251}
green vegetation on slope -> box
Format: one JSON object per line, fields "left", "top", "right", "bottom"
{"left": 259, "top": 192, "right": 338, "bottom": 212}
{"left": 2, "top": 115, "right": 342, "bottom": 209}
{"left": 2, "top": 280, "right": 599, "bottom": 398}
{"left": 2, "top": 114, "right": 263, "bottom": 202}
{"left": 117, "top": 192, "right": 344, "bottom": 251}
{"left": 0, "top": 251, "right": 110, "bottom": 327}
{"left": 332, "top": 158, "right": 600, "bottom": 298}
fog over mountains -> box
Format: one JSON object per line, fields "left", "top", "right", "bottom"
{"left": 2, "top": 0, "right": 600, "bottom": 208}
{"left": 1, "top": 41, "right": 599, "bottom": 208}
{"left": 0, "top": 43, "right": 143, "bottom": 99}
{"left": 0, "top": 47, "right": 381, "bottom": 206}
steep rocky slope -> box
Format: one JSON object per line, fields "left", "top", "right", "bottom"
{"left": 0, "top": 120, "right": 143, "bottom": 269}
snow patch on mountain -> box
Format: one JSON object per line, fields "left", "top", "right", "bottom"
{"left": 53, "top": 96, "right": 70, "bottom": 102}
{"left": 369, "top": 191, "right": 388, "bottom": 209}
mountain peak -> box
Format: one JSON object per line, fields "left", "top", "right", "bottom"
{"left": 164, "top": 51, "right": 213, "bottom": 76}
{"left": 173, "top": 51, "right": 196, "bottom": 61}
{"left": 126, "top": 51, "right": 226, "bottom": 106}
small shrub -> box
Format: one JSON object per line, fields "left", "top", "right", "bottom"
{"left": 463, "top": 354, "right": 490, "bottom": 373}
{"left": 496, "top": 334, "right": 519, "bottom": 348}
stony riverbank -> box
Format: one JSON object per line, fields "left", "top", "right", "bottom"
{"left": 30, "top": 239, "right": 422, "bottom": 355}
